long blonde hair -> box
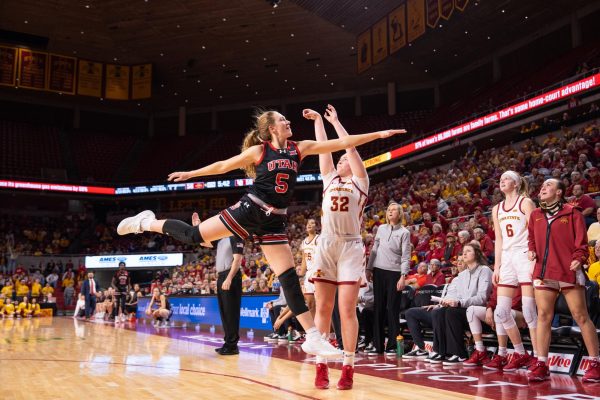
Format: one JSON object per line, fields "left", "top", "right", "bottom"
{"left": 241, "top": 110, "right": 277, "bottom": 178}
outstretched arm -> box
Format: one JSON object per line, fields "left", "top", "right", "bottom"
{"left": 297, "top": 129, "right": 405, "bottom": 157}
{"left": 323, "top": 104, "right": 367, "bottom": 179}
{"left": 303, "top": 109, "right": 335, "bottom": 176}
{"left": 168, "top": 145, "right": 263, "bottom": 182}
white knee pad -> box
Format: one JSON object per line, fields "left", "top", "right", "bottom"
{"left": 494, "top": 296, "right": 517, "bottom": 329}
{"left": 522, "top": 296, "right": 538, "bottom": 329}
{"left": 467, "top": 306, "right": 484, "bottom": 334}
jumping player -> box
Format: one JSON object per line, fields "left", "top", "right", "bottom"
{"left": 146, "top": 287, "right": 172, "bottom": 327}
{"left": 305, "top": 105, "right": 368, "bottom": 390}
{"left": 487, "top": 171, "right": 538, "bottom": 371}
{"left": 299, "top": 218, "right": 319, "bottom": 317}
{"left": 112, "top": 261, "right": 131, "bottom": 324}
{"left": 117, "top": 110, "right": 404, "bottom": 358}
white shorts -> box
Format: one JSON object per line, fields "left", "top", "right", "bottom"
{"left": 309, "top": 236, "right": 366, "bottom": 286}
{"left": 498, "top": 248, "right": 533, "bottom": 287}
{"left": 304, "top": 269, "right": 316, "bottom": 295}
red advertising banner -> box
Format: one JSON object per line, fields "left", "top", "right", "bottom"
{"left": 440, "top": 0, "right": 454, "bottom": 19}
{"left": 364, "top": 73, "right": 600, "bottom": 168}
{"left": 0, "top": 180, "right": 115, "bottom": 195}
{"left": 48, "top": 54, "right": 76, "bottom": 94}
{"left": 454, "top": 0, "right": 469, "bottom": 12}
{"left": 426, "top": 0, "right": 440, "bottom": 28}
{"left": 17, "top": 49, "right": 47, "bottom": 90}
{"left": 0, "top": 46, "right": 17, "bottom": 87}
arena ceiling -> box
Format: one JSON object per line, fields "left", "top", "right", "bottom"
{"left": 0, "top": 0, "right": 596, "bottom": 112}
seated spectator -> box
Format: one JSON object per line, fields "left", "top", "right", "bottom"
{"left": 30, "top": 297, "right": 41, "bottom": 317}
{"left": 426, "top": 259, "right": 446, "bottom": 286}
{"left": 426, "top": 238, "right": 445, "bottom": 263}
{"left": 456, "top": 230, "right": 470, "bottom": 256}
{"left": 442, "top": 233, "right": 460, "bottom": 266}
{"left": 74, "top": 293, "right": 86, "bottom": 319}
{"left": 588, "top": 241, "right": 600, "bottom": 287}
{"left": 16, "top": 296, "right": 32, "bottom": 318}
{"left": 1, "top": 298, "right": 15, "bottom": 318}
{"left": 473, "top": 228, "right": 494, "bottom": 263}
{"left": 570, "top": 184, "right": 596, "bottom": 228}
{"left": 125, "top": 284, "right": 142, "bottom": 320}
{"left": 257, "top": 278, "right": 270, "bottom": 293}
{"left": 16, "top": 279, "right": 30, "bottom": 298}
{"left": 46, "top": 272, "right": 59, "bottom": 288}
{"left": 1, "top": 281, "right": 13, "bottom": 298}
{"left": 406, "top": 262, "right": 429, "bottom": 289}
{"left": 31, "top": 279, "right": 42, "bottom": 299}
{"left": 41, "top": 282, "right": 54, "bottom": 298}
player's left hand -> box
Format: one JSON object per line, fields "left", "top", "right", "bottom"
{"left": 222, "top": 279, "right": 232, "bottom": 291}
{"left": 323, "top": 104, "right": 339, "bottom": 124}
{"left": 168, "top": 171, "right": 192, "bottom": 182}
{"left": 569, "top": 260, "right": 582, "bottom": 271}
{"left": 302, "top": 109, "right": 320, "bottom": 120}
{"left": 378, "top": 129, "right": 407, "bottom": 139}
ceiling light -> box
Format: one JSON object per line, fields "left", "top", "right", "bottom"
{"left": 268, "top": 0, "right": 281, "bottom": 7}
{"left": 245, "top": 39, "right": 250, "bottom": 43}
{"left": 222, "top": 64, "right": 226, "bottom": 67}
{"left": 254, "top": 91, "right": 259, "bottom": 95}
{"left": 174, "top": 92, "right": 178, "bottom": 96}
{"left": 324, "top": 74, "right": 328, "bottom": 77}
{"left": 113, "top": 57, "right": 118, "bottom": 61}
{"left": 433, "top": 48, "right": 437, "bottom": 52}
{"left": 185, "top": 99, "right": 189, "bottom": 103}
{"left": 465, "top": 30, "right": 468, "bottom": 34}
{"left": 160, "top": 84, "right": 165, "bottom": 88}
{"left": 501, "top": 9, "right": 505, "bottom": 13}
{"left": 330, "top": 82, "right": 334, "bottom": 86}
{"left": 85, "top": 4, "right": 90, "bottom": 8}
{"left": 81, "top": 31, "right": 85, "bottom": 34}
{"left": 176, "top": 24, "right": 181, "bottom": 28}
{"left": 263, "top": 57, "right": 267, "bottom": 61}
{"left": 160, "top": 53, "right": 164, "bottom": 56}
{"left": 137, "top": 103, "right": 141, "bottom": 106}
{"left": 24, "top": 20, "right": 28, "bottom": 24}
{"left": 222, "top": 18, "right": 227, "bottom": 22}
{"left": 201, "top": 45, "right": 206, "bottom": 50}
{"left": 370, "top": 77, "right": 374, "bottom": 80}
{"left": 73, "top": 50, "right": 77, "bottom": 54}
{"left": 245, "top": 83, "right": 250, "bottom": 87}
{"left": 292, "top": 87, "right": 295, "bottom": 90}
{"left": 235, "top": 74, "right": 239, "bottom": 78}
{"left": 525, "top": 16, "right": 528, "bottom": 20}
{"left": 487, "top": 36, "right": 491, "bottom": 40}
{"left": 209, "top": 88, "right": 213, "bottom": 92}
{"left": 438, "top": 24, "right": 443, "bottom": 28}
{"left": 316, "top": 63, "right": 320, "bottom": 67}
{"left": 197, "top": 79, "right": 201, "bottom": 83}
{"left": 425, "top": 69, "right": 428, "bottom": 72}
{"left": 306, "top": 51, "right": 310, "bottom": 55}
{"left": 219, "top": 95, "right": 223, "bottom": 99}
{"left": 364, "top": 6, "right": 368, "bottom": 10}
{"left": 290, "top": 33, "right": 294, "bottom": 37}
{"left": 284, "top": 79, "right": 288, "bottom": 83}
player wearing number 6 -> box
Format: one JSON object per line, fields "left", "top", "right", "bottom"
{"left": 303, "top": 105, "right": 369, "bottom": 390}
{"left": 116, "top": 109, "right": 405, "bottom": 359}
{"left": 487, "top": 171, "right": 538, "bottom": 371}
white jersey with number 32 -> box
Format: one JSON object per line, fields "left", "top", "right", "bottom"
{"left": 320, "top": 171, "right": 369, "bottom": 239}
{"left": 497, "top": 196, "right": 528, "bottom": 250}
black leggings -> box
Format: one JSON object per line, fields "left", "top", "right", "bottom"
{"left": 115, "top": 293, "right": 127, "bottom": 315}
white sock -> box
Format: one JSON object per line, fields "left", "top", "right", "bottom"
{"left": 514, "top": 343, "right": 525, "bottom": 354}
{"left": 316, "top": 356, "right": 327, "bottom": 365}
{"left": 475, "top": 341, "right": 485, "bottom": 352}
{"left": 533, "top": 350, "right": 538, "bottom": 357}
{"left": 140, "top": 217, "right": 153, "bottom": 231}
{"left": 306, "top": 327, "right": 320, "bottom": 340}
{"left": 343, "top": 351, "right": 355, "bottom": 367}
{"left": 538, "top": 356, "right": 547, "bottom": 363}
{"left": 498, "top": 347, "right": 507, "bottom": 357}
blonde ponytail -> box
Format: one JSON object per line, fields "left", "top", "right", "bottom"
{"left": 240, "top": 110, "right": 277, "bottom": 179}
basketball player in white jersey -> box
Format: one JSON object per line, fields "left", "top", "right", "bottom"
{"left": 303, "top": 105, "right": 368, "bottom": 390}
{"left": 299, "top": 218, "right": 319, "bottom": 318}
{"left": 486, "top": 170, "right": 538, "bottom": 371}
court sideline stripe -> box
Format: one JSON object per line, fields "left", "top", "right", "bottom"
{"left": 0, "top": 358, "right": 321, "bottom": 400}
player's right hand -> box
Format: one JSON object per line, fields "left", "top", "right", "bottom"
{"left": 378, "top": 129, "right": 406, "bottom": 139}
{"left": 492, "top": 268, "right": 500, "bottom": 286}
{"left": 302, "top": 109, "right": 320, "bottom": 120}
{"left": 528, "top": 251, "right": 536, "bottom": 261}
{"left": 365, "top": 269, "right": 373, "bottom": 282}
{"left": 168, "top": 171, "right": 192, "bottom": 182}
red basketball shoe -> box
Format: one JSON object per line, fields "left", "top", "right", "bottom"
{"left": 582, "top": 359, "right": 600, "bottom": 383}
{"left": 528, "top": 361, "right": 550, "bottom": 382}
{"left": 315, "top": 363, "right": 329, "bottom": 389}
{"left": 337, "top": 365, "right": 354, "bottom": 390}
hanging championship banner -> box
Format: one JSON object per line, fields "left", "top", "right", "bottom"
{"left": 372, "top": 17, "right": 388, "bottom": 65}
{"left": 105, "top": 64, "right": 130, "bottom": 100}
{"left": 407, "top": 0, "right": 426, "bottom": 43}
{"left": 0, "top": 46, "right": 17, "bottom": 87}
{"left": 17, "top": 49, "right": 47, "bottom": 90}
{"left": 455, "top": 0, "right": 469, "bottom": 11}
{"left": 77, "top": 59, "right": 103, "bottom": 97}
{"left": 440, "top": 0, "right": 454, "bottom": 19}
{"left": 357, "top": 29, "right": 372, "bottom": 74}
{"left": 389, "top": 5, "right": 407, "bottom": 54}
{"left": 131, "top": 64, "right": 152, "bottom": 99}
{"left": 426, "top": 0, "right": 440, "bottom": 28}
{"left": 48, "top": 54, "right": 76, "bottom": 94}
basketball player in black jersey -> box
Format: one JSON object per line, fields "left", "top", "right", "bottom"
{"left": 112, "top": 261, "right": 131, "bottom": 324}
{"left": 117, "top": 110, "right": 404, "bottom": 357}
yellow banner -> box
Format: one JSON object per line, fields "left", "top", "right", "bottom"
{"left": 454, "top": 0, "right": 469, "bottom": 11}
{"left": 389, "top": 5, "right": 407, "bottom": 54}
{"left": 407, "top": 0, "right": 426, "bottom": 43}
{"left": 0, "top": 46, "right": 17, "bottom": 87}
{"left": 131, "top": 64, "right": 152, "bottom": 99}
{"left": 105, "top": 64, "right": 130, "bottom": 100}
{"left": 372, "top": 17, "right": 388, "bottom": 65}
{"left": 364, "top": 152, "right": 391, "bottom": 169}
{"left": 357, "top": 30, "right": 372, "bottom": 74}
{"left": 17, "top": 49, "right": 47, "bottom": 91}
{"left": 77, "top": 60, "right": 103, "bottom": 97}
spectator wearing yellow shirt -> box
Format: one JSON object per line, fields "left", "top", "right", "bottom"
{"left": 16, "top": 280, "right": 30, "bottom": 297}
{"left": 31, "top": 279, "right": 42, "bottom": 298}
{"left": 16, "top": 296, "right": 32, "bottom": 318}
{"left": 1, "top": 298, "right": 15, "bottom": 318}
{"left": 30, "top": 297, "right": 41, "bottom": 317}
{"left": 587, "top": 241, "right": 600, "bottom": 288}
{"left": 62, "top": 276, "right": 74, "bottom": 289}
{"left": 41, "top": 283, "right": 54, "bottom": 298}
{"left": 1, "top": 282, "right": 13, "bottom": 298}
{"left": 587, "top": 209, "right": 600, "bottom": 242}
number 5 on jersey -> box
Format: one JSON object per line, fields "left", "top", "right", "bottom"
{"left": 275, "top": 173, "right": 289, "bottom": 194}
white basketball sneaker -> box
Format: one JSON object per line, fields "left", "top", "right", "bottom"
{"left": 117, "top": 210, "right": 156, "bottom": 235}
{"left": 301, "top": 334, "right": 343, "bottom": 359}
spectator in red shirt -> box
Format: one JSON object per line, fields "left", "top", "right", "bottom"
{"left": 426, "top": 259, "right": 446, "bottom": 286}
{"left": 456, "top": 230, "right": 470, "bottom": 257}
{"left": 426, "top": 237, "right": 445, "bottom": 263}
{"left": 587, "top": 167, "right": 600, "bottom": 193}
{"left": 569, "top": 184, "right": 597, "bottom": 227}
{"left": 442, "top": 233, "right": 461, "bottom": 266}
{"left": 528, "top": 178, "right": 599, "bottom": 383}
{"left": 406, "top": 262, "right": 429, "bottom": 289}
{"left": 473, "top": 227, "right": 494, "bottom": 263}
{"left": 567, "top": 171, "right": 589, "bottom": 196}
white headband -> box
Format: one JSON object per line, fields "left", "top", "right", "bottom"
{"left": 501, "top": 171, "right": 521, "bottom": 187}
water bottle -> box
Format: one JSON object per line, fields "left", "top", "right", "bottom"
{"left": 209, "top": 325, "right": 215, "bottom": 335}
{"left": 396, "top": 335, "right": 404, "bottom": 357}
{"left": 287, "top": 326, "right": 293, "bottom": 342}
{"left": 247, "top": 329, "right": 254, "bottom": 339}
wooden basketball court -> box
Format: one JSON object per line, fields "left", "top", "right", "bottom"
{"left": 1, "top": 317, "right": 597, "bottom": 400}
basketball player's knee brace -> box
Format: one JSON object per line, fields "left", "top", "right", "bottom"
{"left": 522, "top": 296, "right": 538, "bottom": 328}
{"left": 278, "top": 268, "right": 309, "bottom": 316}
{"left": 494, "top": 296, "right": 516, "bottom": 329}
{"left": 162, "top": 220, "right": 204, "bottom": 244}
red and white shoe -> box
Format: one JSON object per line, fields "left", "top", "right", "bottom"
{"left": 526, "top": 355, "right": 538, "bottom": 370}
{"left": 528, "top": 361, "right": 550, "bottom": 382}
{"left": 337, "top": 365, "right": 354, "bottom": 390}
{"left": 582, "top": 359, "right": 600, "bottom": 383}
{"left": 504, "top": 352, "right": 534, "bottom": 371}
{"left": 463, "top": 350, "right": 490, "bottom": 367}
{"left": 483, "top": 354, "right": 508, "bottom": 371}
{"left": 315, "top": 363, "right": 329, "bottom": 389}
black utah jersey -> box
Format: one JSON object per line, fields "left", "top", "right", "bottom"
{"left": 114, "top": 270, "right": 129, "bottom": 288}
{"left": 247, "top": 141, "right": 302, "bottom": 209}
